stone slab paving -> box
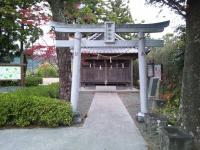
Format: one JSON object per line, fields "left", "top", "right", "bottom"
{"left": 80, "top": 86, "right": 139, "bottom": 93}
{"left": 0, "top": 93, "right": 147, "bottom": 150}
{"left": 95, "top": 86, "right": 116, "bottom": 91}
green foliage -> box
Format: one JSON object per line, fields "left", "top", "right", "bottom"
{"left": 36, "top": 63, "right": 58, "bottom": 77}
{"left": 0, "top": 0, "right": 20, "bottom": 62}
{"left": 0, "top": 0, "right": 44, "bottom": 63}
{"left": 156, "top": 98, "right": 180, "bottom": 126}
{"left": 102, "top": 0, "right": 133, "bottom": 39}
{"left": 14, "top": 83, "right": 59, "bottom": 99}
{"left": 0, "top": 93, "right": 72, "bottom": 127}
{"left": 149, "top": 27, "right": 186, "bottom": 126}
{"left": 148, "top": 27, "right": 186, "bottom": 87}
{"left": 103, "top": 0, "right": 132, "bottom": 24}
{"left": 63, "top": 0, "right": 106, "bottom": 24}
{"left": 0, "top": 81, "right": 19, "bottom": 86}
{"left": 25, "top": 76, "right": 42, "bottom": 86}
{"left": 61, "top": 0, "right": 133, "bottom": 25}
{"left": 156, "top": 84, "right": 182, "bottom": 125}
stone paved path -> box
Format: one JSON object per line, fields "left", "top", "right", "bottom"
{"left": 0, "top": 93, "right": 147, "bottom": 150}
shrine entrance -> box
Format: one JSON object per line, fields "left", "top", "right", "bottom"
{"left": 81, "top": 59, "right": 131, "bottom": 85}
{"left": 52, "top": 21, "right": 169, "bottom": 118}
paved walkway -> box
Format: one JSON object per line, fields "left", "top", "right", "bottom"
{"left": 0, "top": 93, "right": 147, "bottom": 150}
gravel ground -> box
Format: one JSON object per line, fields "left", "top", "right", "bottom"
{"left": 76, "top": 91, "right": 95, "bottom": 124}
{"left": 119, "top": 93, "right": 160, "bottom": 150}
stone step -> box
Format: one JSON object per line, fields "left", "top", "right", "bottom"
{"left": 95, "top": 86, "right": 116, "bottom": 91}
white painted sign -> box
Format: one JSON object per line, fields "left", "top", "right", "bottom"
{"left": 105, "top": 22, "right": 115, "bottom": 43}
{"left": 154, "top": 65, "right": 162, "bottom": 80}
{"left": 147, "top": 64, "right": 154, "bottom": 77}
{"left": 0, "top": 66, "right": 21, "bottom": 80}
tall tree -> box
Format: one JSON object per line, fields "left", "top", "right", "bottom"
{"left": 0, "top": 0, "right": 20, "bottom": 63}
{"left": 103, "top": 0, "right": 132, "bottom": 24}
{"left": 47, "top": 0, "right": 106, "bottom": 100}
{"left": 47, "top": 0, "right": 77, "bottom": 100}
{"left": 0, "top": 0, "right": 48, "bottom": 63}
{"left": 103, "top": 0, "right": 133, "bottom": 39}
{"left": 47, "top": 0, "right": 133, "bottom": 100}
{"left": 146, "top": 0, "right": 200, "bottom": 141}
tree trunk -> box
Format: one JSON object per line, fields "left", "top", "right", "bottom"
{"left": 48, "top": 0, "right": 71, "bottom": 101}
{"left": 181, "top": 0, "right": 200, "bottom": 140}
{"left": 56, "top": 47, "right": 71, "bottom": 100}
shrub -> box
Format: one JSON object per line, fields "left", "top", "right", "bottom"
{"left": 25, "top": 76, "right": 42, "bottom": 87}
{"left": 14, "top": 83, "right": 59, "bottom": 98}
{"left": 0, "top": 81, "right": 18, "bottom": 86}
{"left": 36, "top": 63, "right": 58, "bottom": 77}
{"left": 0, "top": 93, "right": 72, "bottom": 127}
{"left": 156, "top": 97, "right": 180, "bottom": 126}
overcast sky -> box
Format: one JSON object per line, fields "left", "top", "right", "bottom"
{"left": 129, "top": 0, "right": 185, "bottom": 38}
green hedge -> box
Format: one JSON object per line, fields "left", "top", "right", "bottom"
{"left": 14, "top": 83, "right": 59, "bottom": 98}
{"left": 0, "top": 93, "right": 73, "bottom": 127}
{"left": 25, "top": 76, "right": 42, "bottom": 87}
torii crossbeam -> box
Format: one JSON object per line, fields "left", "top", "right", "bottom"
{"left": 52, "top": 21, "right": 170, "bottom": 119}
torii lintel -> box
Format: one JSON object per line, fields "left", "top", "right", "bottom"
{"left": 51, "top": 21, "right": 170, "bottom": 33}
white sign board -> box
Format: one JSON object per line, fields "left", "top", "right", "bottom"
{"left": 0, "top": 66, "right": 21, "bottom": 80}
{"left": 154, "top": 65, "right": 162, "bottom": 80}
{"left": 147, "top": 64, "right": 154, "bottom": 77}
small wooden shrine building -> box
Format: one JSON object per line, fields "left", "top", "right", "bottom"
{"left": 80, "top": 33, "right": 138, "bottom": 86}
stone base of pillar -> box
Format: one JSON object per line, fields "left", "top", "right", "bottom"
{"left": 73, "top": 112, "right": 82, "bottom": 124}
{"left": 136, "top": 112, "right": 145, "bottom": 122}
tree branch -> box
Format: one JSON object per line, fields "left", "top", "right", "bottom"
{"left": 146, "top": 0, "right": 186, "bottom": 18}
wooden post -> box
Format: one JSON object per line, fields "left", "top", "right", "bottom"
{"left": 71, "top": 32, "right": 82, "bottom": 113}
{"left": 130, "top": 59, "right": 134, "bottom": 87}
{"left": 104, "top": 60, "right": 107, "bottom": 85}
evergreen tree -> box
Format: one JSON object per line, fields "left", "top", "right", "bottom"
{"left": 103, "top": 0, "right": 132, "bottom": 24}
{"left": 103, "top": 0, "right": 133, "bottom": 39}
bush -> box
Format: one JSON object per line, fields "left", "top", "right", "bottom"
{"left": 0, "top": 93, "right": 72, "bottom": 127}
{"left": 36, "top": 63, "right": 58, "bottom": 77}
{"left": 156, "top": 97, "right": 180, "bottom": 126}
{"left": 25, "top": 76, "right": 42, "bottom": 87}
{"left": 14, "top": 83, "right": 59, "bottom": 98}
{"left": 0, "top": 81, "right": 19, "bottom": 86}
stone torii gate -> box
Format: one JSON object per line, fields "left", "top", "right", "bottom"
{"left": 52, "top": 21, "right": 169, "bottom": 118}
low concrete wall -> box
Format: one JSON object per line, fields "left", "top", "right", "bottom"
{"left": 42, "top": 78, "right": 59, "bottom": 85}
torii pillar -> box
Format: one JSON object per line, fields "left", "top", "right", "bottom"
{"left": 71, "top": 32, "right": 82, "bottom": 113}
{"left": 138, "top": 32, "right": 148, "bottom": 116}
